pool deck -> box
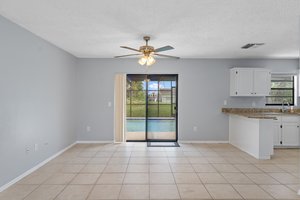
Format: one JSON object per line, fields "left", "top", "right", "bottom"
{"left": 127, "top": 117, "right": 176, "bottom": 120}
{"left": 126, "top": 131, "right": 176, "bottom": 140}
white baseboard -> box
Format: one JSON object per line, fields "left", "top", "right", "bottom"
{"left": 178, "top": 140, "right": 229, "bottom": 144}
{"left": 76, "top": 140, "right": 113, "bottom": 144}
{"left": 0, "top": 142, "right": 76, "bottom": 193}
{"left": 76, "top": 140, "right": 229, "bottom": 144}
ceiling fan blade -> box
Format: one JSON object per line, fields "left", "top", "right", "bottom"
{"left": 114, "top": 54, "right": 141, "bottom": 58}
{"left": 154, "top": 45, "right": 174, "bottom": 52}
{"left": 120, "top": 46, "right": 140, "bottom": 52}
{"left": 154, "top": 53, "right": 180, "bottom": 59}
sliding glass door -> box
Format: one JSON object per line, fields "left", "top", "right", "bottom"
{"left": 126, "top": 74, "right": 178, "bottom": 142}
{"left": 146, "top": 75, "right": 177, "bottom": 141}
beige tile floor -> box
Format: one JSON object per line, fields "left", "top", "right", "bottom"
{"left": 0, "top": 143, "right": 300, "bottom": 199}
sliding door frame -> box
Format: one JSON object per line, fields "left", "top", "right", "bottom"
{"left": 126, "top": 74, "right": 178, "bottom": 142}
{"left": 146, "top": 74, "right": 178, "bottom": 142}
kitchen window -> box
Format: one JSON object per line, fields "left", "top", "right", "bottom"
{"left": 266, "top": 74, "right": 296, "bottom": 106}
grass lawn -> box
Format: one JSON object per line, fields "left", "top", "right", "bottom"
{"left": 127, "top": 104, "right": 176, "bottom": 117}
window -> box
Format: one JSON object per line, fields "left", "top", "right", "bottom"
{"left": 266, "top": 75, "right": 295, "bottom": 106}
{"left": 126, "top": 75, "right": 177, "bottom": 117}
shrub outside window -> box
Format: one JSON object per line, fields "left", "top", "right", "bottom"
{"left": 266, "top": 75, "right": 295, "bottom": 106}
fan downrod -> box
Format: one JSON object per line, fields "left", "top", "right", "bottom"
{"left": 143, "top": 36, "right": 150, "bottom": 45}
{"left": 143, "top": 36, "right": 150, "bottom": 41}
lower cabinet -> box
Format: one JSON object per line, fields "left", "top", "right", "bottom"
{"left": 273, "top": 116, "right": 300, "bottom": 147}
{"left": 273, "top": 122, "right": 281, "bottom": 146}
{"left": 282, "top": 122, "right": 300, "bottom": 146}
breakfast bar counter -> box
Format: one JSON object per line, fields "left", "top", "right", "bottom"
{"left": 228, "top": 114, "right": 275, "bottom": 159}
{"left": 222, "top": 108, "right": 286, "bottom": 159}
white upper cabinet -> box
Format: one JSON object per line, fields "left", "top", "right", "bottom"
{"left": 231, "top": 68, "right": 253, "bottom": 96}
{"left": 253, "top": 69, "right": 271, "bottom": 96}
{"left": 230, "top": 68, "right": 271, "bottom": 96}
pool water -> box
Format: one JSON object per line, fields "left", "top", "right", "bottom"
{"left": 126, "top": 119, "right": 175, "bottom": 132}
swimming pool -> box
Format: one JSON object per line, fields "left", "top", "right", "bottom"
{"left": 126, "top": 119, "right": 175, "bottom": 132}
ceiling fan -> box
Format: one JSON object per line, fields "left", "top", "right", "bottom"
{"left": 115, "top": 36, "right": 179, "bottom": 66}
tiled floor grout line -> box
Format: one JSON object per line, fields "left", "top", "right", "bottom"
{"left": 218, "top": 172, "right": 246, "bottom": 200}
{"left": 51, "top": 146, "right": 89, "bottom": 200}
{"left": 148, "top": 150, "right": 150, "bottom": 200}
{"left": 67, "top": 145, "right": 111, "bottom": 200}
{"left": 208, "top": 153, "right": 285, "bottom": 200}
{"left": 117, "top": 145, "right": 130, "bottom": 200}
{"left": 20, "top": 184, "right": 41, "bottom": 200}
{"left": 194, "top": 145, "right": 277, "bottom": 200}
{"left": 169, "top": 148, "right": 184, "bottom": 200}
{"left": 224, "top": 159, "right": 278, "bottom": 199}
{"left": 2, "top": 143, "right": 299, "bottom": 200}
{"left": 21, "top": 152, "right": 89, "bottom": 200}
{"left": 193, "top": 148, "right": 216, "bottom": 200}
{"left": 71, "top": 146, "right": 95, "bottom": 200}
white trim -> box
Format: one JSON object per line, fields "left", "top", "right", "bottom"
{"left": 76, "top": 140, "right": 230, "bottom": 144}
{"left": 76, "top": 140, "right": 113, "bottom": 144}
{"left": 297, "top": 189, "right": 300, "bottom": 196}
{"left": 0, "top": 142, "right": 76, "bottom": 192}
{"left": 178, "top": 140, "right": 229, "bottom": 144}
{"left": 271, "top": 72, "right": 298, "bottom": 75}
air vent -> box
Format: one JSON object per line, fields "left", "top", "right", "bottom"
{"left": 241, "top": 43, "right": 265, "bottom": 49}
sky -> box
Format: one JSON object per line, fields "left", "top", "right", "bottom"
{"left": 143, "top": 81, "right": 176, "bottom": 90}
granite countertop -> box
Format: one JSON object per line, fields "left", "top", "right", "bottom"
{"left": 222, "top": 108, "right": 300, "bottom": 120}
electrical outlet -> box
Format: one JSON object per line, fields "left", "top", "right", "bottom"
{"left": 108, "top": 101, "right": 112, "bottom": 107}
{"left": 25, "top": 146, "right": 30, "bottom": 154}
{"left": 223, "top": 100, "right": 227, "bottom": 106}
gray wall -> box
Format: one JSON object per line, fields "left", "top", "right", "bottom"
{"left": 76, "top": 58, "right": 298, "bottom": 142}
{"left": 1, "top": 13, "right": 299, "bottom": 190}
{"left": 0, "top": 16, "right": 77, "bottom": 187}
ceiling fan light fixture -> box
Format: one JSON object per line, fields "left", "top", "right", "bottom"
{"left": 138, "top": 56, "right": 147, "bottom": 65}
{"left": 146, "top": 56, "right": 155, "bottom": 66}
{"left": 116, "top": 36, "right": 179, "bottom": 66}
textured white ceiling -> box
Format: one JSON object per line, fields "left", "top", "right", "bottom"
{"left": 0, "top": 0, "right": 300, "bottom": 58}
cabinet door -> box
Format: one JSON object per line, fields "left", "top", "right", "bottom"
{"left": 230, "top": 69, "right": 238, "bottom": 96}
{"left": 282, "top": 123, "right": 300, "bottom": 146}
{"left": 235, "top": 68, "right": 253, "bottom": 96}
{"left": 273, "top": 122, "right": 281, "bottom": 146}
{"left": 253, "top": 69, "right": 271, "bottom": 96}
